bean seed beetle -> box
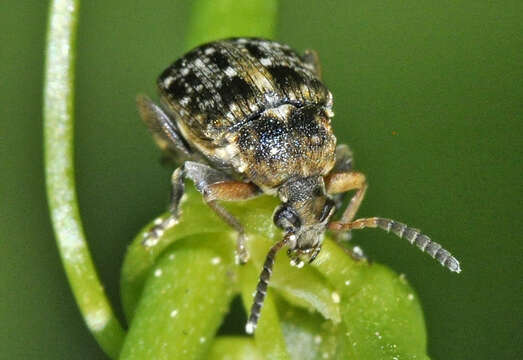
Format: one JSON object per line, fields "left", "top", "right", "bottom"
{"left": 137, "top": 38, "right": 461, "bottom": 335}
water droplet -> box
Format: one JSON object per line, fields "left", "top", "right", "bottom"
{"left": 154, "top": 268, "right": 163, "bottom": 277}
{"left": 331, "top": 291, "right": 340, "bottom": 303}
{"left": 169, "top": 254, "right": 175, "bottom": 260}
{"left": 344, "top": 280, "right": 351, "bottom": 286}
{"left": 85, "top": 309, "right": 109, "bottom": 332}
{"left": 314, "top": 335, "right": 322, "bottom": 344}
{"left": 352, "top": 246, "right": 365, "bottom": 259}
{"left": 199, "top": 337, "right": 206, "bottom": 343}
{"left": 375, "top": 331, "right": 382, "bottom": 339}
{"left": 170, "top": 309, "right": 178, "bottom": 318}
{"left": 407, "top": 293, "right": 414, "bottom": 301}
{"left": 211, "top": 257, "right": 221, "bottom": 265}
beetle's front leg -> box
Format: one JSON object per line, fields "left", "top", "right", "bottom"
{"left": 203, "top": 181, "right": 261, "bottom": 264}
{"left": 325, "top": 144, "right": 368, "bottom": 227}
{"left": 184, "top": 161, "right": 261, "bottom": 264}
{"left": 325, "top": 171, "right": 367, "bottom": 224}
{"left": 325, "top": 148, "right": 461, "bottom": 273}
{"left": 143, "top": 161, "right": 261, "bottom": 263}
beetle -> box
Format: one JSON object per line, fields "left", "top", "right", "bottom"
{"left": 137, "top": 38, "right": 461, "bottom": 334}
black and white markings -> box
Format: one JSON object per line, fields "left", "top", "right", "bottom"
{"left": 157, "top": 38, "right": 331, "bottom": 141}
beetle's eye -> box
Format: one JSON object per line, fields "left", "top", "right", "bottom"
{"left": 319, "top": 198, "right": 335, "bottom": 222}
{"left": 274, "top": 204, "right": 301, "bottom": 230}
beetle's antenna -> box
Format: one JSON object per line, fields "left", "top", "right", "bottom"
{"left": 329, "top": 217, "right": 461, "bottom": 273}
{"left": 245, "top": 235, "right": 290, "bottom": 334}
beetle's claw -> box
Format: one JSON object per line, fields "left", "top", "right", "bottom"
{"left": 308, "top": 246, "right": 322, "bottom": 263}
{"left": 351, "top": 245, "right": 367, "bottom": 261}
{"left": 235, "top": 233, "right": 250, "bottom": 265}
{"left": 142, "top": 226, "right": 163, "bottom": 247}
{"left": 236, "top": 249, "right": 250, "bottom": 265}
{"left": 142, "top": 215, "right": 178, "bottom": 248}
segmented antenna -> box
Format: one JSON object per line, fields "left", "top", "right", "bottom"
{"left": 245, "top": 236, "right": 289, "bottom": 334}
{"left": 329, "top": 217, "right": 461, "bottom": 273}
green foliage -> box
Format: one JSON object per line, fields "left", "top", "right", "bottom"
{"left": 120, "top": 186, "right": 429, "bottom": 359}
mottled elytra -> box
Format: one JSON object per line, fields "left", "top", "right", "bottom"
{"left": 137, "top": 37, "right": 461, "bottom": 335}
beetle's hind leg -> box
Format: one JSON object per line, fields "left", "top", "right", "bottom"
{"left": 302, "top": 49, "right": 322, "bottom": 79}
{"left": 137, "top": 94, "right": 192, "bottom": 159}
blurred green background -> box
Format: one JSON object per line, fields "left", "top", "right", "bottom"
{"left": 2, "top": 1, "right": 521, "bottom": 359}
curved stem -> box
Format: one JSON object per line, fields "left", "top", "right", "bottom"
{"left": 43, "top": 0, "right": 125, "bottom": 358}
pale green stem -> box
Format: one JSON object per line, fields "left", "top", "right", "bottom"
{"left": 43, "top": 0, "right": 125, "bottom": 358}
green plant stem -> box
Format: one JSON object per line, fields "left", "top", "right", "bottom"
{"left": 119, "top": 242, "right": 236, "bottom": 359}
{"left": 207, "top": 337, "right": 263, "bottom": 360}
{"left": 43, "top": 0, "right": 125, "bottom": 358}
{"left": 185, "top": 0, "right": 278, "bottom": 49}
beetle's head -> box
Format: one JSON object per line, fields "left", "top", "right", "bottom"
{"left": 274, "top": 176, "right": 336, "bottom": 263}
